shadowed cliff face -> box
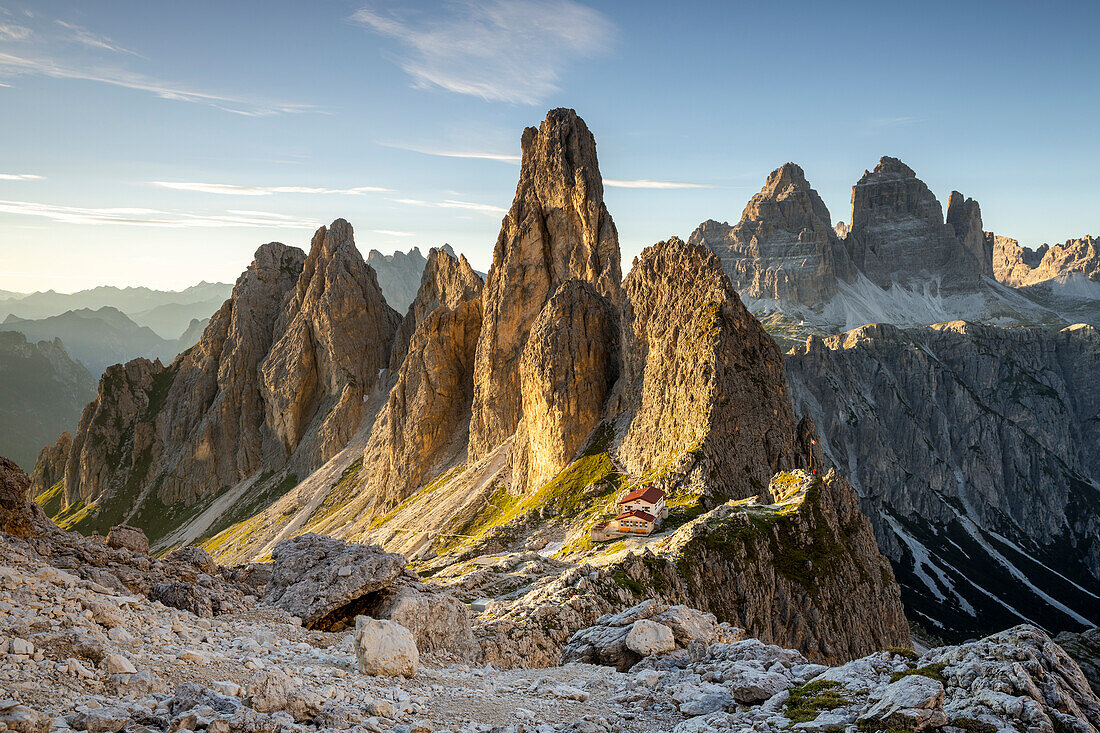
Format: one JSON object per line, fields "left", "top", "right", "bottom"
{"left": 468, "top": 108, "right": 621, "bottom": 464}
{"left": 785, "top": 321, "right": 1100, "bottom": 638}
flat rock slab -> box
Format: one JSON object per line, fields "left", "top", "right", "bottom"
{"left": 261, "top": 533, "right": 407, "bottom": 629}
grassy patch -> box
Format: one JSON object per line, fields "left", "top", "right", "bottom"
{"left": 612, "top": 569, "right": 646, "bottom": 596}
{"left": 785, "top": 680, "right": 850, "bottom": 724}
{"left": 889, "top": 662, "right": 947, "bottom": 685}
{"left": 34, "top": 481, "right": 66, "bottom": 518}
{"left": 306, "top": 459, "right": 362, "bottom": 527}
{"left": 886, "top": 647, "right": 920, "bottom": 661}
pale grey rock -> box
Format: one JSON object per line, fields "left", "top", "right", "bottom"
{"left": 857, "top": 675, "right": 947, "bottom": 731}
{"left": 354, "top": 617, "right": 418, "bottom": 677}
{"left": 625, "top": 619, "right": 675, "bottom": 657}
{"left": 688, "top": 163, "right": 856, "bottom": 306}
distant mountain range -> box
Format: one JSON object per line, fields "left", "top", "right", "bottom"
{"left": 0, "top": 282, "right": 233, "bottom": 337}
{"left": 0, "top": 306, "right": 180, "bottom": 377}
{"left": 0, "top": 332, "right": 95, "bottom": 470}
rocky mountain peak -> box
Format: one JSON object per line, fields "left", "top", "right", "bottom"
{"left": 468, "top": 108, "right": 621, "bottom": 462}
{"left": 848, "top": 157, "right": 989, "bottom": 290}
{"left": 261, "top": 219, "right": 401, "bottom": 463}
{"left": 858, "top": 155, "right": 917, "bottom": 183}
{"left": 689, "top": 162, "right": 854, "bottom": 306}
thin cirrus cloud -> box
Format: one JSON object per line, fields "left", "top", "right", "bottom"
{"left": 605, "top": 179, "right": 713, "bottom": 190}
{"left": 380, "top": 142, "right": 521, "bottom": 164}
{"left": 0, "top": 173, "right": 44, "bottom": 181}
{"left": 151, "top": 181, "right": 392, "bottom": 196}
{"left": 0, "top": 198, "right": 318, "bottom": 229}
{"left": 0, "top": 13, "right": 315, "bottom": 117}
{"left": 55, "top": 20, "right": 142, "bottom": 58}
{"left": 351, "top": 0, "right": 616, "bottom": 104}
{"left": 393, "top": 197, "right": 507, "bottom": 215}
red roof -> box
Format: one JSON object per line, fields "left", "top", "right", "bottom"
{"left": 615, "top": 509, "right": 656, "bottom": 523}
{"left": 619, "top": 485, "right": 665, "bottom": 505}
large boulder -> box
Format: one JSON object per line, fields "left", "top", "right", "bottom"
{"left": 106, "top": 524, "right": 148, "bottom": 554}
{"left": 354, "top": 617, "right": 418, "bottom": 677}
{"left": 369, "top": 584, "right": 479, "bottom": 663}
{"left": 262, "top": 534, "right": 406, "bottom": 630}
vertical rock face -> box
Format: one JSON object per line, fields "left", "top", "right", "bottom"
{"left": 688, "top": 163, "right": 856, "bottom": 306}
{"left": 63, "top": 358, "right": 166, "bottom": 507}
{"left": 614, "top": 238, "right": 818, "bottom": 500}
{"left": 512, "top": 280, "right": 618, "bottom": 493}
{"left": 389, "top": 248, "right": 484, "bottom": 371}
{"left": 262, "top": 220, "right": 401, "bottom": 466}
{"left": 50, "top": 222, "right": 403, "bottom": 531}
{"left": 360, "top": 253, "right": 485, "bottom": 509}
{"left": 945, "top": 191, "right": 992, "bottom": 278}
{"left": 785, "top": 321, "right": 1100, "bottom": 638}
{"left": 847, "top": 157, "right": 983, "bottom": 290}
{"left": 30, "top": 431, "right": 71, "bottom": 492}
{"left": 157, "top": 242, "right": 305, "bottom": 504}
{"left": 468, "top": 108, "right": 621, "bottom": 462}
{"left": 992, "top": 235, "right": 1099, "bottom": 287}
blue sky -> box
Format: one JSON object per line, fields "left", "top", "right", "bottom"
{"left": 1, "top": 0, "right": 1097, "bottom": 292}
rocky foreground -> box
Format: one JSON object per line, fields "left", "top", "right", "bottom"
{"left": 2, "top": 524, "right": 1099, "bottom": 733}
{"left": 2, "top": 454, "right": 1099, "bottom": 733}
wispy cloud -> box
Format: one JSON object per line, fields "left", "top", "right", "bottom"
{"left": 351, "top": 0, "right": 615, "bottom": 104}
{"left": 0, "top": 173, "right": 43, "bottom": 180}
{"left": 381, "top": 142, "right": 521, "bottom": 164}
{"left": 0, "top": 198, "right": 318, "bottom": 229}
{"left": 393, "top": 197, "right": 506, "bottom": 215}
{"left": 0, "top": 12, "right": 315, "bottom": 116}
{"left": 605, "top": 179, "right": 713, "bottom": 190}
{"left": 151, "top": 181, "right": 391, "bottom": 196}
{"left": 55, "top": 20, "right": 141, "bottom": 57}
{"left": 371, "top": 229, "right": 414, "bottom": 237}
{"left": 0, "top": 22, "right": 31, "bottom": 41}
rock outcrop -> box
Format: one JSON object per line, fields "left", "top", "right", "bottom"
{"left": 468, "top": 108, "right": 621, "bottom": 463}
{"left": 388, "top": 247, "right": 483, "bottom": 372}
{"left": 38, "top": 221, "right": 404, "bottom": 539}
{"left": 478, "top": 470, "right": 907, "bottom": 669}
{"left": 688, "top": 163, "right": 856, "bottom": 306}
{"left": 993, "top": 234, "right": 1099, "bottom": 287}
{"left": 846, "top": 157, "right": 987, "bottom": 291}
{"left": 613, "top": 238, "right": 819, "bottom": 500}
{"left": 512, "top": 280, "right": 618, "bottom": 493}
{"left": 785, "top": 321, "right": 1100, "bottom": 638}
{"left": 356, "top": 247, "right": 485, "bottom": 509}
{"left": 1, "top": 456, "right": 41, "bottom": 537}
{"left": 154, "top": 241, "right": 305, "bottom": 505}
{"left": 262, "top": 533, "right": 408, "bottom": 630}
{"left": 261, "top": 219, "right": 400, "bottom": 465}
{"left": 562, "top": 600, "right": 740, "bottom": 671}
{"left": 359, "top": 295, "right": 483, "bottom": 509}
